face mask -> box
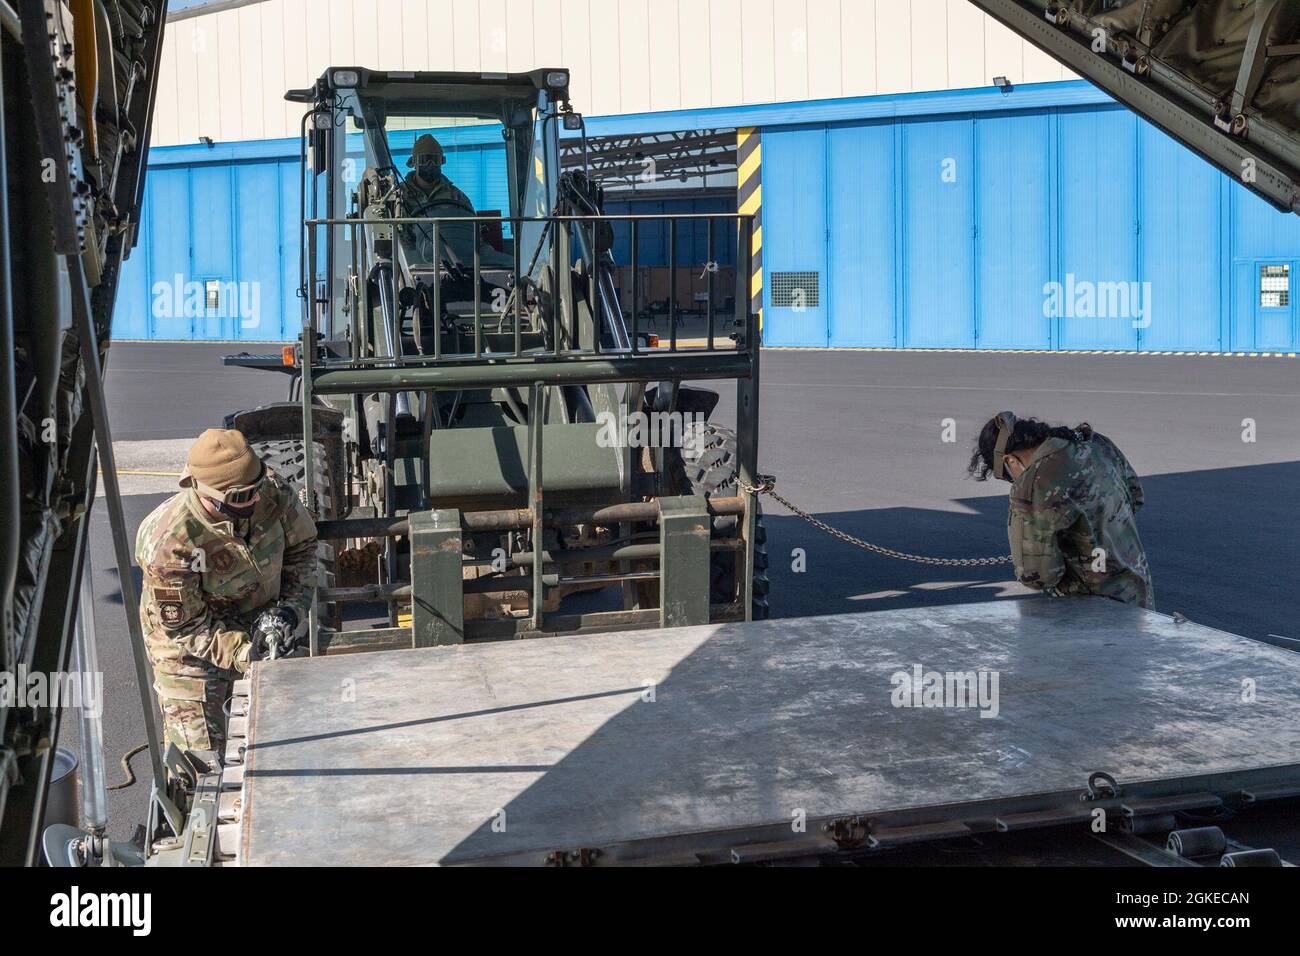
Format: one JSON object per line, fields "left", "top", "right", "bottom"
{"left": 991, "top": 411, "right": 1017, "bottom": 481}
{"left": 214, "top": 499, "right": 258, "bottom": 521}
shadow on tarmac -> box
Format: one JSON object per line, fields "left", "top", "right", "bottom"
{"left": 761, "top": 461, "right": 1299, "bottom": 643}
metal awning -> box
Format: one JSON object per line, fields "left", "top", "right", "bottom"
{"left": 561, "top": 129, "right": 738, "bottom": 190}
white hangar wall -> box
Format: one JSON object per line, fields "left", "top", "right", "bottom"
{"left": 151, "top": 0, "right": 1076, "bottom": 147}
{"left": 129, "top": 3, "right": 1300, "bottom": 354}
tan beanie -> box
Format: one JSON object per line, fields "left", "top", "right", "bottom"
{"left": 180, "top": 429, "right": 263, "bottom": 491}
{"left": 407, "top": 133, "right": 445, "bottom": 167}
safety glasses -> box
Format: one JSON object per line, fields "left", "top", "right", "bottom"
{"left": 193, "top": 464, "right": 265, "bottom": 506}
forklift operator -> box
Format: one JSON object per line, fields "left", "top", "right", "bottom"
{"left": 400, "top": 133, "right": 476, "bottom": 263}
{"left": 969, "top": 412, "right": 1154, "bottom": 609}
{"left": 403, "top": 133, "right": 475, "bottom": 217}
{"left": 135, "top": 429, "right": 319, "bottom": 756}
{"left": 400, "top": 132, "right": 515, "bottom": 271}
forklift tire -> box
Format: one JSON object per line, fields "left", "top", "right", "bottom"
{"left": 683, "top": 424, "right": 771, "bottom": 620}
{"left": 251, "top": 440, "right": 336, "bottom": 517}
{"left": 223, "top": 402, "right": 345, "bottom": 521}
{"left": 224, "top": 403, "right": 345, "bottom": 585}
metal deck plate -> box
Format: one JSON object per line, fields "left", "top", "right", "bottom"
{"left": 239, "top": 599, "right": 1300, "bottom": 865}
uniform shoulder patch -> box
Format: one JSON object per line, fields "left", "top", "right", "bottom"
{"left": 159, "top": 602, "right": 186, "bottom": 627}
{"left": 151, "top": 587, "right": 183, "bottom": 602}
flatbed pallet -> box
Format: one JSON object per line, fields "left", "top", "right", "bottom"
{"left": 230, "top": 598, "right": 1300, "bottom": 866}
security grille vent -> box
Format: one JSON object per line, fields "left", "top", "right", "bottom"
{"left": 771, "top": 272, "right": 821, "bottom": 308}
{"left": 1260, "top": 264, "right": 1290, "bottom": 308}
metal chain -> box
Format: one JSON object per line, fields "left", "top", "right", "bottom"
{"left": 737, "top": 474, "right": 1012, "bottom": 567}
{"left": 107, "top": 743, "right": 149, "bottom": 791}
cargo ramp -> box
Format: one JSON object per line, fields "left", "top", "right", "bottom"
{"left": 969, "top": 0, "right": 1300, "bottom": 215}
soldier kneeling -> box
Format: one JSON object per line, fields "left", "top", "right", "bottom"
{"left": 969, "top": 412, "right": 1153, "bottom": 610}
{"left": 135, "top": 428, "right": 318, "bottom": 757}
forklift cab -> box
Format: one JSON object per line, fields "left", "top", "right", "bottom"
{"left": 294, "top": 67, "right": 575, "bottom": 354}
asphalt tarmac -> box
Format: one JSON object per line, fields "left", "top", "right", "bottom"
{"left": 81, "top": 342, "right": 1300, "bottom": 841}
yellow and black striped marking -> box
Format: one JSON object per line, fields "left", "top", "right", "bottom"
{"left": 737, "top": 127, "right": 762, "bottom": 332}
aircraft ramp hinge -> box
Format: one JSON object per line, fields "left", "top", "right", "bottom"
{"left": 822, "top": 815, "right": 870, "bottom": 850}
{"left": 544, "top": 847, "right": 602, "bottom": 867}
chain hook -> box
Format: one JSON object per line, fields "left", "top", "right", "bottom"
{"left": 737, "top": 474, "right": 776, "bottom": 496}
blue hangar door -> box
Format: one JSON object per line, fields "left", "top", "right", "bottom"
{"left": 762, "top": 112, "right": 1053, "bottom": 350}
{"left": 761, "top": 103, "right": 1300, "bottom": 352}
{"left": 113, "top": 159, "right": 303, "bottom": 341}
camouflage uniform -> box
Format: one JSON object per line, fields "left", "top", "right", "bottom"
{"left": 402, "top": 169, "right": 475, "bottom": 217}
{"left": 135, "top": 471, "right": 318, "bottom": 755}
{"left": 1008, "top": 432, "right": 1154, "bottom": 609}
{"left": 400, "top": 170, "right": 478, "bottom": 264}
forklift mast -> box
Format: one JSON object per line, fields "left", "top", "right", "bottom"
{"left": 270, "top": 66, "right": 765, "bottom": 653}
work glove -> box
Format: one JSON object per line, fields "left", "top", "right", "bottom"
{"left": 252, "top": 605, "right": 301, "bottom": 661}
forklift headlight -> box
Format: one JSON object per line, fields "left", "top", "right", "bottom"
{"left": 545, "top": 71, "right": 569, "bottom": 90}
{"left": 332, "top": 70, "right": 360, "bottom": 88}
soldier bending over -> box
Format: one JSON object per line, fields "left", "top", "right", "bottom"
{"left": 969, "top": 413, "right": 1153, "bottom": 609}
{"left": 135, "top": 429, "right": 318, "bottom": 756}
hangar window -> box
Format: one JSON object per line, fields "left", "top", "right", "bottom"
{"left": 771, "top": 272, "right": 820, "bottom": 308}
{"left": 1260, "top": 264, "right": 1290, "bottom": 308}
